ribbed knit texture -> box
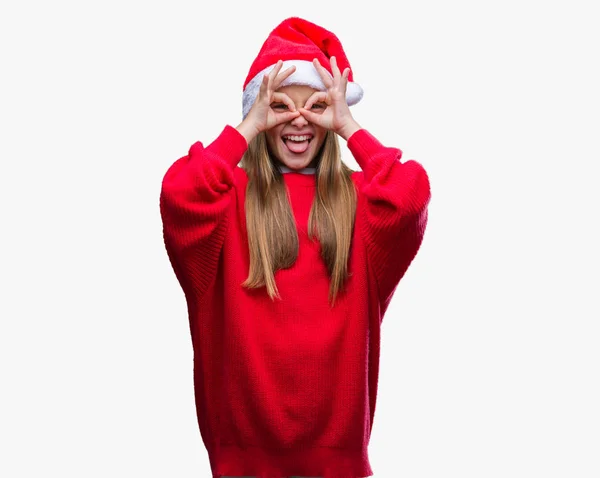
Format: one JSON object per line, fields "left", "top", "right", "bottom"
{"left": 159, "top": 125, "right": 431, "bottom": 478}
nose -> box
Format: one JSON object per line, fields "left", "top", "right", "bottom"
{"left": 290, "top": 111, "right": 309, "bottom": 127}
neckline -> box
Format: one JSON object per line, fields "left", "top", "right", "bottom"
{"left": 278, "top": 164, "right": 316, "bottom": 175}
{"left": 276, "top": 163, "right": 317, "bottom": 188}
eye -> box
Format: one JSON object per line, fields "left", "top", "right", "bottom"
{"left": 271, "top": 103, "right": 288, "bottom": 110}
{"left": 311, "top": 103, "right": 325, "bottom": 110}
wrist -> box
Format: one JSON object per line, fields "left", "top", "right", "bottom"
{"left": 235, "top": 120, "right": 260, "bottom": 144}
{"left": 337, "top": 120, "right": 362, "bottom": 141}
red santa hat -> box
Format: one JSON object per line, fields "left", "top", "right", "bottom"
{"left": 242, "top": 17, "right": 364, "bottom": 119}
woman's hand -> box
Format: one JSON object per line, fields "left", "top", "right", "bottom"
{"left": 298, "top": 56, "right": 361, "bottom": 141}
{"left": 236, "top": 60, "right": 301, "bottom": 143}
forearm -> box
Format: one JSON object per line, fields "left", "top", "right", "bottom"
{"left": 160, "top": 125, "right": 247, "bottom": 271}
{"left": 348, "top": 129, "right": 431, "bottom": 304}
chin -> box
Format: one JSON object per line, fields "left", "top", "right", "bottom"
{"left": 281, "top": 156, "right": 317, "bottom": 170}
{"left": 284, "top": 156, "right": 312, "bottom": 167}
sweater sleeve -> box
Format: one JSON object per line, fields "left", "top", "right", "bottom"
{"left": 347, "top": 129, "right": 431, "bottom": 308}
{"left": 159, "top": 125, "right": 248, "bottom": 299}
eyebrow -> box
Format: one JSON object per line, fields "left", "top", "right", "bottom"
{"left": 274, "top": 99, "right": 326, "bottom": 105}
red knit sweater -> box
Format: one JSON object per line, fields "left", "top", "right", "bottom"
{"left": 159, "top": 125, "right": 430, "bottom": 478}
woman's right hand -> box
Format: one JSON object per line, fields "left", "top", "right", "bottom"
{"left": 236, "top": 60, "right": 301, "bottom": 143}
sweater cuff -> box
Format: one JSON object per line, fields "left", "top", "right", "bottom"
{"left": 347, "top": 129, "right": 399, "bottom": 171}
{"left": 204, "top": 125, "right": 249, "bottom": 169}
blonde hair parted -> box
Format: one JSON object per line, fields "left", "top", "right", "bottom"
{"left": 240, "top": 131, "right": 357, "bottom": 307}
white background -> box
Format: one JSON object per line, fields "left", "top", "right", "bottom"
{"left": 1, "top": 0, "right": 599, "bottom": 477}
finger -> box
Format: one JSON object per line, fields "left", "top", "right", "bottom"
{"left": 304, "top": 91, "right": 328, "bottom": 110}
{"left": 273, "top": 110, "right": 301, "bottom": 126}
{"left": 297, "top": 107, "right": 323, "bottom": 126}
{"left": 267, "top": 60, "right": 284, "bottom": 84}
{"left": 312, "top": 58, "right": 334, "bottom": 88}
{"left": 330, "top": 56, "right": 341, "bottom": 78}
{"left": 340, "top": 67, "right": 350, "bottom": 93}
{"left": 259, "top": 71, "right": 269, "bottom": 91}
{"left": 273, "top": 65, "right": 296, "bottom": 89}
{"left": 272, "top": 91, "right": 297, "bottom": 112}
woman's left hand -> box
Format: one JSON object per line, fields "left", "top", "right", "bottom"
{"left": 298, "top": 56, "right": 361, "bottom": 141}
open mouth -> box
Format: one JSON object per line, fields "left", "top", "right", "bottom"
{"left": 282, "top": 134, "right": 313, "bottom": 154}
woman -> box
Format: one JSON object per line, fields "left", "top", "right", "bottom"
{"left": 160, "top": 17, "right": 431, "bottom": 478}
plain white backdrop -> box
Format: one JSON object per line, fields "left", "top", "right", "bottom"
{"left": 1, "top": 0, "right": 599, "bottom": 477}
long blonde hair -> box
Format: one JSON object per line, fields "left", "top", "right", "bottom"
{"left": 240, "top": 131, "right": 357, "bottom": 308}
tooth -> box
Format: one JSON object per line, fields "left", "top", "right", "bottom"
{"left": 284, "top": 135, "right": 309, "bottom": 141}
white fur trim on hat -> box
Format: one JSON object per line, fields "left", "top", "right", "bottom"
{"left": 242, "top": 60, "right": 363, "bottom": 119}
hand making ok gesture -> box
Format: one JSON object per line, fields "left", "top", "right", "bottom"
{"left": 244, "top": 60, "right": 302, "bottom": 135}
{"left": 298, "top": 56, "right": 362, "bottom": 141}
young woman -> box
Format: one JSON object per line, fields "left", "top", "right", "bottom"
{"left": 160, "top": 17, "right": 431, "bottom": 478}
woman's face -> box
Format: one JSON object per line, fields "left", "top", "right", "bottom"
{"left": 265, "top": 85, "right": 328, "bottom": 170}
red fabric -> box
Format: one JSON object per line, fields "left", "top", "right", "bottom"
{"left": 243, "top": 17, "right": 355, "bottom": 89}
{"left": 159, "top": 125, "right": 431, "bottom": 478}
